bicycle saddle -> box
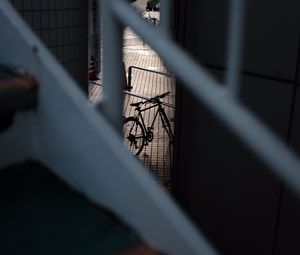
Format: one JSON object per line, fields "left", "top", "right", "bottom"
{"left": 130, "top": 101, "right": 143, "bottom": 107}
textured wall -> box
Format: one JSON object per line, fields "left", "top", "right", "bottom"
{"left": 173, "top": 0, "right": 300, "bottom": 255}
{"left": 9, "top": 0, "right": 89, "bottom": 93}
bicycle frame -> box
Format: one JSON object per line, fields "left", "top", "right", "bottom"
{"left": 134, "top": 102, "right": 174, "bottom": 144}
{"left": 144, "top": 11, "right": 159, "bottom": 27}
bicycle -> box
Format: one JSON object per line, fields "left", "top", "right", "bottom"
{"left": 145, "top": 11, "right": 159, "bottom": 26}
{"left": 123, "top": 92, "right": 174, "bottom": 156}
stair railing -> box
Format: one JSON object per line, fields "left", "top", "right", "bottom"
{"left": 0, "top": 1, "right": 219, "bottom": 254}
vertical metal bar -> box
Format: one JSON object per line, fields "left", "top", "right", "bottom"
{"left": 88, "top": 0, "right": 94, "bottom": 62}
{"left": 128, "top": 66, "right": 132, "bottom": 88}
{"left": 98, "top": 0, "right": 123, "bottom": 132}
{"left": 226, "top": 0, "right": 246, "bottom": 98}
{"left": 95, "top": 0, "right": 101, "bottom": 74}
{"left": 160, "top": 0, "right": 171, "bottom": 36}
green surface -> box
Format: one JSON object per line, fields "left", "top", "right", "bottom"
{"left": 0, "top": 64, "right": 18, "bottom": 79}
{"left": 0, "top": 161, "right": 141, "bottom": 254}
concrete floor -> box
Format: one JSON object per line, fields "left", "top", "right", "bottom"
{"left": 89, "top": 18, "right": 175, "bottom": 189}
{"left": 131, "top": 0, "right": 148, "bottom": 12}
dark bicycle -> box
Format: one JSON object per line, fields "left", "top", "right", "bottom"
{"left": 123, "top": 92, "right": 174, "bottom": 156}
{"left": 145, "top": 10, "right": 159, "bottom": 26}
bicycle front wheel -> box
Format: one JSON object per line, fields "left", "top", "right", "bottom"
{"left": 123, "top": 117, "right": 145, "bottom": 156}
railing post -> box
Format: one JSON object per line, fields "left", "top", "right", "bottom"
{"left": 226, "top": 0, "right": 247, "bottom": 98}
{"left": 160, "top": 0, "right": 171, "bottom": 36}
{"left": 128, "top": 66, "right": 132, "bottom": 89}
{"left": 98, "top": 0, "right": 123, "bottom": 132}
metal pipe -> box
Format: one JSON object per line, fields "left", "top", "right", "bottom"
{"left": 226, "top": 0, "right": 246, "bottom": 98}
{"left": 129, "top": 65, "right": 175, "bottom": 78}
{"left": 128, "top": 66, "right": 132, "bottom": 89}
{"left": 98, "top": 0, "right": 123, "bottom": 132}
{"left": 160, "top": 0, "right": 171, "bottom": 36}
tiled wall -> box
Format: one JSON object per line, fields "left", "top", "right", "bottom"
{"left": 174, "top": 1, "right": 300, "bottom": 255}
{"left": 9, "top": 0, "right": 89, "bottom": 93}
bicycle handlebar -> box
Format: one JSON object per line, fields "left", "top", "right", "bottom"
{"left": 130, "top": 92, "right": 171, "bottom": 107}
{"left": 149, "top": 92, "right": 171, "bottom": 103}
{"left": 158, "top": 92, "right": 170, "bottom": 98}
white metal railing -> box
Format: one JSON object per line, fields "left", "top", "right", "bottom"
{"left": 226, "top": 0, "right": 246, "bottom": 97}
{"left": 0, "top": 1, "right": 218, "bottom": 255}
{"left": 102, "top": 0, "right": 300, "bottom": 198}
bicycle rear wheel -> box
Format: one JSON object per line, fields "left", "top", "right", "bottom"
{"left": 123, "top": 117, "right": 145, "bottom": 156}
